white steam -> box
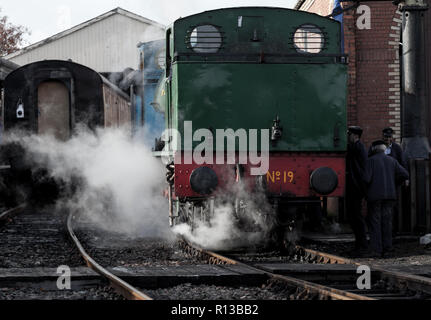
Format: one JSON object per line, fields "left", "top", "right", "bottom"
{"left": 6, "top": 128, "right": 171, "bottom": 238}
{"left": 173, "top": 182, "right": 277, "bottom": 251}
{"left": 4, "top": 128, "right": 285, "bottom": 250}
{"left": 174, "top": 205, "right": 239, "bottom": 250}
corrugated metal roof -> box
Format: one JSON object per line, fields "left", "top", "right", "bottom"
{"left": 0, "top": 58, "right": 19, "bottom": 81}
{"left": 5, "top": 7, "right": 165, "bottom": 60}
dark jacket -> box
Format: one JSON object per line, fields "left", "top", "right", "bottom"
{"left": 389, "top": 142, "right": 408, "bottom": 170}
{"left": 368, "top": 142, "right": 408, "bottom": 169}
{"left": 363, "top": 152, "right": 409, "bottom": 202}
{"left": 346, "top": 140, "right": 367, "bottom": 196}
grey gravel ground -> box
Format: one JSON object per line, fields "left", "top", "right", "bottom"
{"left": 0, "top": 286, "right": 124, "bottom": 300}
{"left": 303, "top": 237, "right": 431, "bottom": 267}
{"left": 0, "top": 209, "right": 83, "bottom": 268}
{"left": 226, "top": 249, "right": 296, "bottom": 264}
{"left": 0, "top": 209, "right": 125, "bottom": 300}
{"left": 75, "top": 222, "right": 206, "bottom": 268}
{"left": 143, "top": 281, "right": 295, "bottom": 300}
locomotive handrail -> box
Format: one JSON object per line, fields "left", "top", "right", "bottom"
{"left": 174, "top": 52, "right": 349, "bottom": 58}
{"left": 173, "top": 52, "right": 349, "bottom": 64}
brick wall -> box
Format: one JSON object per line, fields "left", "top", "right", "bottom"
{"left": 297, "top": 0, "right": 402, "bottom": 148}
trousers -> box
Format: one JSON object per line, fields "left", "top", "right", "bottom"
{"left": 346, "top": 192, "right": 367, "bottom": 250}
{"left": 367, "top": 200, "right": 396, "bottom": 254}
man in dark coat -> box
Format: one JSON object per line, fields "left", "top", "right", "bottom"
{"left": 381, "top": 127, "right": 408, "bottom": 232}
{"left": 346, "top": 126, "right": 368, "bottom": 254}
{"left": 364, "top": 140, "right": 409, "bottom": 257}
{"left": 382, "top": 127, "right": 408, "bottom": 169}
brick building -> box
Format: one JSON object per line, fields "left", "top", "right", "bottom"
{"left": 296, "top": 0, "right": 431, "bottom": 232}
{"left": 295, "top": 0, "right": 405, "bottom": 147}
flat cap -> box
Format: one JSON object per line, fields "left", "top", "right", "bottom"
{"left": 348, "top": 126, "right": 363, "bottom": 136}
{"left": 383, "top": 127, "right": 394, "bottom": 137}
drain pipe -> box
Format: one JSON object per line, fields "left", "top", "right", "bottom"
{"left": 396, "top": 0, "right": 430, "bottom": 159}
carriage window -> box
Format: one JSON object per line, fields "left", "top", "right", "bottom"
{"left": 189, "top": 25, "right": 222, "bottom": 53}
{"left": 293, "top": 24, "right": 324, "bottom": 54}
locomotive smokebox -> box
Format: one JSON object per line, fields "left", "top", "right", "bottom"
{"left": 189, "top": 167, "right": 219, "bottom": 195}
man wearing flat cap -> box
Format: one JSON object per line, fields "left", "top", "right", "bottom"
{"left": 382, "top": 127, "right": 407, "bottom": 169}
{"left": 364, "top": 140, "right": 409, "bottom": 257}
{"left": 346, "top": 126, "right": 368, "bottom": 255}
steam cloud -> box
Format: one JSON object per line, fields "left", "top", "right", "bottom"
{"left": 5, "top": 127, "right": 171, "bottom": 238}
{"left": 3, "top": 128, "right": 287, "bottom": 250}
{"left": 173, "top": 180, "right": 278, "bottom": 251}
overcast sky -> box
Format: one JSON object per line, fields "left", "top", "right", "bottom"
{"left": 1, "top": 0, "right": 298, "bottom": 45}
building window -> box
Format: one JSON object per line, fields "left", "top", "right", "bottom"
{"left": 188, "top": 25, "right": 223, "bottom": 53}
{"left": 293, "top": 24, "right": 325, "bottom": 54}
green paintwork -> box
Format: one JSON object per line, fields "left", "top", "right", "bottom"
{"left": 159, "top": 7, "right": 347, "bottom": 152}
{"left": 172, "top": 63, "right": 347, "bottom": 151}
{"left": 173, "top": 7, "right": 342, "bottom": 58}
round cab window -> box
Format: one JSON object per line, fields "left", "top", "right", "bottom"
{"left": 190, "top": 25, "right": 222, "bottom": 53}
{"left": 293, "top": 24, "right": 324, "bottom": 54}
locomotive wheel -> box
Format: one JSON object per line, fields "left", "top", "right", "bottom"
{"left": 175, "top": 201, "right": 213, "bottom": 231}
{"left": 270, "top": 202, "right": 305, "bottom": 252}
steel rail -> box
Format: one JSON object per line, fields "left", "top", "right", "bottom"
{"left": 67, "top": 213, "right": 153, "bottom": 301}
{"left": 296, "top": 245, "right": 431, "bottom": 296}
{"left": 179, "top": 237, "right": 374, "bottom": 300}
{"left": 294, "top": 246, "right": 355, "bottom": 265}
{"left": 0, "top": 204, "right": 27, "bottom": 224}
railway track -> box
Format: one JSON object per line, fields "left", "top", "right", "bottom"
{"left": 4, "top": 206, "right": 430, "bottom": 300}
{"left": 291, "top": 246, "right": 431, "bottom": 299}
{"left": 178, "top": 238, "right": 373, "bottom": 300}
{"left": 1, "top": 206, "right": 153, "bottom": 300}
{"left": 0, "top": 206, "right": 124, "bottom": 300}
{"left": 69, "top": 214, "right": 368, "bottom": 300}
{"left": 52, "top": 212, "right": 431, "bottom": 300}
{"left": 0, "top": 204, "right": 27, "bottom": 226}
{"left": 179, "top": 238, "right": 431, "bottom": 300}
{"left": 69, "top": 216, "right": 302, "bottom": 300}
{"left": 66, "top": 213, "right": 153, "bottom": 300}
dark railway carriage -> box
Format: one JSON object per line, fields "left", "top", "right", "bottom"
{"left": 3, "top": 60, "right": 131, "bottom": 139}
{"left": 0, "top": 60, "right": 131, "bottom": 206}
{"left": 158, "top": 7, "right": 348, "bottom": 232}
